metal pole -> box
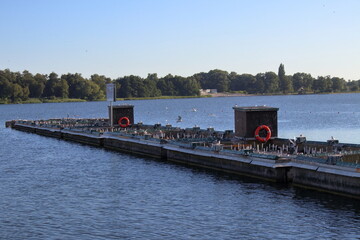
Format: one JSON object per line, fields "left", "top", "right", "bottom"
{"left": 110, "top": 101, "right": 113, "bottom": 128}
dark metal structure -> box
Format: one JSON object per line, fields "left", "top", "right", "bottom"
{"left": 233, "top": 106, "right": 279, "bottom": 138}
{"left": 109, "top": 105, "right": 134, "bottom": 127}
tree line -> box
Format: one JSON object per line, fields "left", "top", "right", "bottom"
{"left": 0, "top": 64, "right": 359, "bottom": 103}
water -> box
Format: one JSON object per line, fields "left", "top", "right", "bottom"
{"left": 1, "top": 94, "right": 360, "bottom": 239}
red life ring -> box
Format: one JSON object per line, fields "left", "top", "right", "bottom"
{"left": 118, "top": 117, "right": 130, "bottom": 128}
{"left": 254, "top": 125, "right": 271, "bottom": 143}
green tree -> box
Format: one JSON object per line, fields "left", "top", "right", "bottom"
{"left": 116, "top": 75, "right": 142, "bottom": 98}
{"left": 54, "top": 79, "right": 69, "bottom": 98}
{"left": 146, "top": 73, "right": 159, "bottom": 82}
{"left": 252, "top": 73, "right": 266, "bottom": 93}
{"left": 331, "top": 77, "right": 345, "bottom": 92}
{"left": 62, "top": 73, "right": 87, "bottom": 99}
{"left": 90, "top": 74, "right": 111, "bottom": 96}
{"left": 347, "top": 80, "right": 359, "bottom": 91}
{"left": 0, "top": 77, "right": 13, "bottom": 100}
{"left": 264, "top": 72, "right": 279, "bottom": 93}
{"left": 292, "top": 72, "right": 314, "bottom": 92}
{"left": 0, "top": 69, "right": 17, "bottom": 83}
{"left": 11, "top": 83, "right": 24, "bottom": 102}
{"left": 144, "top": 75, "right": 161, "bottom": 97}
{"left": 192, "top": 72, "right": 207, "bottom": 90}
{"left": 43, "top": 72, "right": 60, "bottom": 97}
{"left": 181, "top": 77, "right": 201, "bottom": 96}
{"left": 157, "top": 74, "right": 176, "bottom": 96}
{"left": 157, "top": 74, "right": 200, "bottom": 96}
{"left": 230, "top": 73, "right": 256, "bottom": 93}
{"left": 193, "top": 70, "right": 229, "bottom": 92}
{"left": 84, "top": 81, "right": 104, "bottom": 100}
{"left": 278, "top": 64, "right": 293, "bottom": 93}
{"left": 22, "top": 86, "right": 30, "bottom": 100}
{"left": 207, "top": 69, "right": 230, "bottom": 92}
{"left": 29, "top": 73, "right": 46, "bottom": 98}
{"left": 313, "top": 76, "right": 333, "bottom": 93}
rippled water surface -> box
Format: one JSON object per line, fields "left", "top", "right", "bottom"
{"left": 1, "top": 94, "right": 360, "bottom": 239}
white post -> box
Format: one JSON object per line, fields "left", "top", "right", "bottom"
{"left": 110, "top": 101, "right": 113, "bottom": 128}
{"left": 106, "top": 83, "right": 116, "bottom": 129}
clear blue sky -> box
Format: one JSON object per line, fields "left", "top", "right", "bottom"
{"left": 1, "top": 0, "right": 359, "bottom": 80}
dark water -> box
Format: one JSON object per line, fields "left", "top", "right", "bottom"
{"left": 1, "top": 94, "right": 360, "bottom": 239}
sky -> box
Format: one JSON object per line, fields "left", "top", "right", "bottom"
{"left": 1, "top": 0, "right": 360, "bottom": 80}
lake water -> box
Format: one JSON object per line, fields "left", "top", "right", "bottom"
{"left": 1, "top": 94, "right": 360, "bottom": 239}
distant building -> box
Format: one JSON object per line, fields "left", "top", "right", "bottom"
{"left": 209, "top": 89, "right": 217, "bottom": 93}
{"left": 200, "top": 89, "right": 218, "bottom": 95}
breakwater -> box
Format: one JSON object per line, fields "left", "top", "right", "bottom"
{"left": 6, "top": 117, "right": 360, "bottom": 199}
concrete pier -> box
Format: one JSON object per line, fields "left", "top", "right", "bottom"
{"left": 6, "top": 120, "right": 360, "bottom": 199}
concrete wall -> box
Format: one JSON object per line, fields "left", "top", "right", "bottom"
{"left": 8, "top": 123, "right": 360, "bottom": 199}
{"left": 290, "top": 165, "right": 360, "bottom": 197}
{"left": 103, "top": 137, "right": 165, "bottom": 159}
{"left": 165, "top": 146, "right": 289, "bottom": 182}
{"left": 62, "top": 131, "right": 103, "bottom": 146}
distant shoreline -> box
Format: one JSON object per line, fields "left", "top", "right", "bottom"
{"left": 1, "top": 91, "right": 359, "bottom": 105}
{"left": 206, "top": 91, "right": 360, "bottom": 98}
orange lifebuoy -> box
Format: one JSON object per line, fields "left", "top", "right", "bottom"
{"left": 255, "top": 125, "right": 271, "bottom": 143}
{"left": 118, "top": 117, "right": 130, "bottom": 128}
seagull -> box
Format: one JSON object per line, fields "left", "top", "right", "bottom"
{"left": 176, "top": 116, "right": 182, "bottom": 122}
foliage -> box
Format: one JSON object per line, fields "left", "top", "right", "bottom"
{"left": 278, "top": 63, "right": 293, "bottom": 93}
{"left": 0, "top": 64, "right": 358, "bottom": 103}
{"left": 195, "top": 69, "right": 229, "bottom": 92}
